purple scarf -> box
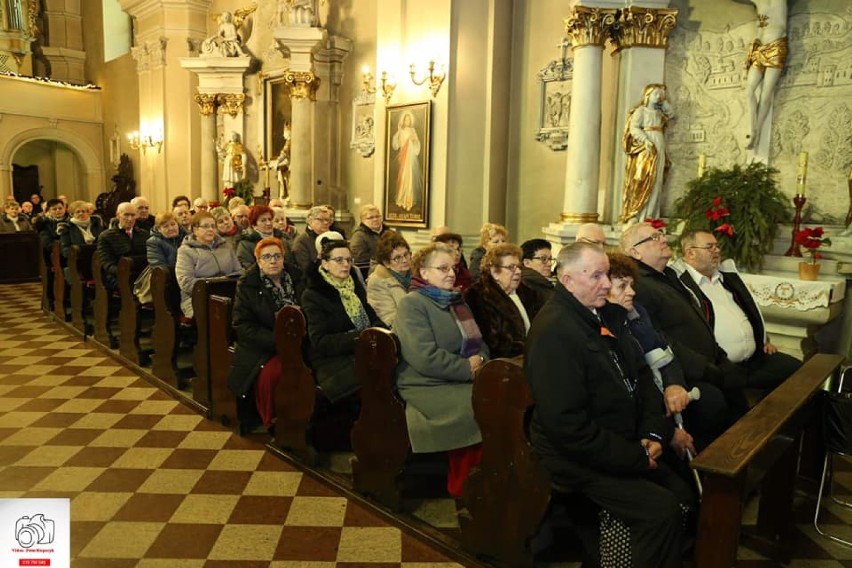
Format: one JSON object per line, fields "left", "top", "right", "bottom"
{"left": 410, "top": 277, "right": 482, "bottom": 357}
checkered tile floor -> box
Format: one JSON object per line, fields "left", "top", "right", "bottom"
{"left": 3, "top": 282, "right": 852, "bottom": 567}
{"left": 0, "top": 283, "right": 462, "bottom": 567}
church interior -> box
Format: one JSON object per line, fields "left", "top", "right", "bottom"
{"left": 2, "top": 0, "right": 852, "bottom": 565}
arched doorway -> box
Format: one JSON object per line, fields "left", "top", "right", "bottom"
{"left": 12, "top": 139, "right": 85, "bottom": 205}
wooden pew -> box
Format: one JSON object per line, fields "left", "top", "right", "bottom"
{"left": 118, "top": 257, "right": 151, "bottom": 365}
{"left": 51, "top": 240, "right": 66, "bottom": 321}
{"left": 91, "top": 253, "right": 114, "bottom": 347}
{"left": 208, "top": 294, "right": 237, "bottom": 431}
{"left": 351, "top": 327, "right": 409, "bottom": 511}
{"left": 459, "top": 357, "right": 552, "bottom": 567}
{"left": 0, "top": 231, "right": 40, "bottom": 284}
{"left": 68, "top": 244, "right": 96, "bottom": 336}
{"left": 191, "top": 277, "right": 238, "bottom": 412}
{"left": 150, "top": 266, "right": 182, "bottom": 388}
{"left": 38, "top": 239, "right": 49, "bottom": 312}
{"left": 691, "top": 353, "right": 845, "bottom": 567}
{"left": 272, "top": 305, "right": 318, "bottom": 465}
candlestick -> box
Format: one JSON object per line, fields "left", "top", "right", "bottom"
{"left": 698, "top": 154, "right": 707, "bottom": 178}
{"left": 796, "top": 151, "right": 808, "bottom": 196}
{"left": 784, "top": 194, "right": 806, "bottom": 257}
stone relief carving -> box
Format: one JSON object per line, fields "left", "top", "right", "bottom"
{"left": 535, "top": 57, "right": 573, "bottom": 151}
{"left": 663, "top": 7, "right": 852, "bottom": 220}
{"left": 350, "top": 91, "right": 375, "bottom": 158}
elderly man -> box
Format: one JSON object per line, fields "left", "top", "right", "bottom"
{"left": 676, "top": 229, "right": 801, "bottom": 392}
{"left": 173, "top": 204, "right": 192, "bottom": 235}
{"left": 526, "top": 242, "right": 693, "bottom": 567}
{"left": 230, "top": 204, "right": 251, "bottom": 232}
{"left": 621, "top": 222, "right": 748, "bottom": 449}
{"left": 520, "top": 238, "right": 555, "bottom": 303}
{"left": 192, "top": 197, "right": 209, "bottom": 214}
{"left": 291, "top": 205, "right": 333, "bottom": 272}
{"left": 97, "top": 202, "right": 149, "bottom": 289}
{"left": 575, "top": 222, "right": 607, "bottom": 246}
{"left": 131, "top": 196, "right": 154, "bottom": 231}
{"left": 350, "top": 204, "right": 387, "bottom": 279}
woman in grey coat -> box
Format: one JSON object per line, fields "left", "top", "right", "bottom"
{"left": 175, "top": 211, "right": 242, "bottom": 318}
{"left": 394, "top": 243, "right": 489, "bottom": 498}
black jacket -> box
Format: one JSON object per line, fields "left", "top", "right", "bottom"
{"left": 236, "top": 229, "right": 295, "bottom": 271}
{"left": 525, "top": 285, "right": 672, "bottom": 489}
{"left": 521, "top": 267, "right": 555, "bottom": 305}
{"left": 227, "top": 263, "right": 304, "bottom": 397}
{"left": 465, "top": 277, "right": 543, "bottom": 358}
{"left": 300, "top": 263, "right": 385, "bottom": 401}
{"left": 96, "top": 226, "right": 150, "bottom": 289}
{"left": 58, "top": 217, "right": 105, "bottom": 258}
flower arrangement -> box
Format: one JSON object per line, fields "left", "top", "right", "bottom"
{"left": 672, "top": 162, "right": 790, "bottom": 272}
{"left": 794, "top": 227, "right": 831, "bottom": 264}
{"left": 643, "top": 218, "right": 667, "bottom": 231}
{"left": 222, "top": 178, "right": 254, "bottom": 208}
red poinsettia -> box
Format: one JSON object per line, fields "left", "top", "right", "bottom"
{"left": 715, "top": 223, "right": 734, "bottom": 237}
{"left": 795, "top": 227, "right": 831, "bottom": 264}
{"left": 703, "top": 195, "right": 735, "bottom": 239}
{"left": 223, "top": 187, "right": 236, "bottom": 198}
{"left": 643, "top": 218, "right": 667, "bottom": 230}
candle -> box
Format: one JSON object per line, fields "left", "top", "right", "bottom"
{"left": 698, "top": 154, "right": 707, "bottom": 178}
{"left": 796, "top": 151, "right": 808, "bottom": 196}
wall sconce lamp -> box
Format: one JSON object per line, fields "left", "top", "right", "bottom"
{"left": 409, "top": 60, "right": 445, "bottom": 97}
{"left": 127, "top": 129, "right": 164, "bottom": 154}
{"left": 361, "top": 66, "right": 396, "bottom": 103}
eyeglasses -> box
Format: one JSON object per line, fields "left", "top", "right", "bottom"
{"left": 427, "top": 265, "right": 455, "bottom": 274}
{"left": 328, "top": 256, "right": 353, "bottom": 264}
{"left": 259, "top": 253, "right": 283, "bottom": 262}
{"left": 390, "top": 251, "right": 411, "bottom": 263}
{"left": 197, "top": 223, "right": 217, "bottom": 230}
{"left": 532, "top": 255, "right": 553, "bottom": 263}
{"left": 689, "top": 243, "right": 721, "bottom": 251}
{"left": 314, "top": 217, "right": 332, "bottom": 224}
{"left": 632, "top": 232, "right": 665, "bottom": 247}
{"left": 578, "top": 237, "right": 606, "bottom": 246}
{"left": 364, "top": 215, "right": 382, "bottom": 221}
{"left": 499, "top": 264, "right": 521, "bottom": 272}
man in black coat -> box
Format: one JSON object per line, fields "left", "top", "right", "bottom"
{"left": 678, "top": 229, "right": 801, "bottom": 392}
{"left": 621, "top": 222, "right": 749, "bottom": 450}
{"left": 525, "top": 242, "right": 694, "bottom": 568}
{"left": 97, "top": 202, "right": 149, "bottom": 289}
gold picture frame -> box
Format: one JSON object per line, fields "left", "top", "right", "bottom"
{"left": 383, "top": 101, "right": 431, "bottom": 228}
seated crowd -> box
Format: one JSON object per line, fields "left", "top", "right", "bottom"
{"left": 21, "top": 192, "right": 807, "bottom": 563}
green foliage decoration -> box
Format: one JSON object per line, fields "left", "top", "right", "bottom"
{"left": 671, "top": 162, "right": 791, "bottom": 272}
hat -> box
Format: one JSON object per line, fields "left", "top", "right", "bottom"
{"left": 315, "top": 231, "right": 344, "bottom": 254}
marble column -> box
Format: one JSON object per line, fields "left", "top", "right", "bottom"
{"left": 608, "top": 4, "right": 678, "bottom": 223}
{"left": 193, "top": 93, "right": 218, "bottom": 203}
{"left": 283, "top": 70, "right": 320, "bottom": 209}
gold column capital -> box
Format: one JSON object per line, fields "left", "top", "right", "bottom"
{"left": 215, "top": 93, "right": 245, "bottom": 118}
{"left": 560, "top": 212, "right": 600, "bottom": 223}
{"left": 193, "top": 93, "right": 217, "bottom": 116}
{"left": 610, "top": 7, "right": 679, "bottom": 54}
{"left": 283, "top": 70, "right": 320, "bottom": 101}
{"left": 563, "top": 6, "right": 618, "bottom": 48}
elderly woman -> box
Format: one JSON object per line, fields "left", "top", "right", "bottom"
{"left": 366, "top": 231, "right": 411, "bottom": 328}
{"left": 432, "top": 232, "right": 473, "bottom": 291}
{"left": 146, "top": 211, "right": 183, "bottom": 267}
{"left": 465, "top": 243, "right": 542, "bottom": 358}
{"left": 228, "top": 237, "right": 303, "bottom": 432}
{"left": 350, "top": 204, "right": 387, "bottom": 279}
{"left": 271, "top": 206, "right": 298, "bottom": 241}
{"left": 211, "top": 206, "right": 239, "bottom": 249}
{"left": 395, "top": 243, "right": 490, "bottom": 498}
{"left": 292, "top": 205, "right": 333, "bottom": 272}
{"left": 301, "top": 238, "right": 384, "bottom": 403}
{"left": 469, "top": 222, "right": 508, "bottom": 280}
{"left": 175, "top": 211, "right": 241, "bottom": 318}
{"left": 57, "top": 200, "right": 104, "bottom": 257}
{"left": 236, "top": 205, "right": 289, "bottom": 269}
{"left": 0, "top": 201, "right": 35, "bottom": 233}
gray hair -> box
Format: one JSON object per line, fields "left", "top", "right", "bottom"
{"left": 619, "top": 222, "right": 654, "bottom": 253}
{"left": 306, "top": 205, "right": 332, "bottom": 223}
{"left": 556, "top": 242, "right": 606, "bottom": 277}
{"left": 358, "top": 204, "right": 380, "bottom": 220}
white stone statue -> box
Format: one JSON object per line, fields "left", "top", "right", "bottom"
{"left": 275, "top": 124, "right": 292, "bottom": 199}
{"left": 279, "top": 0, "right": 319, "bottom": 27}
{"left": 217, "top": 132, "right": 247, "bottom": 188}
{"left": 200, "top": 6, "right": 257, "bottom": 58}
{"left": 743, "top": 0, "right": 788, "bottom": 150}
{"left": 620, "top": 84, "right": 673, "bottom": 224}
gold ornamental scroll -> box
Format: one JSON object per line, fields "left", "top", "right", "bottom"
{"left": 563, "top": 6, "right": 618, "bottom": 49}
{"left": 610, "top": 7, "right": 678, "bottom": 54}
{"left": 283, "top": 70, "right": 320, "bottom": 101}
{"left": 193, "top": 93, "right": 217, "bottom": 116}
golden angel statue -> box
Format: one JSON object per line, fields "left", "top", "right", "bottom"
{"left": 619, "top": 84, "right": 673, "bottom": 224}
{"left": 200, "top": 5, "right": 257, "bottom": 58}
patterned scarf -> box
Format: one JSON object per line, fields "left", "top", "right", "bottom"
{"left": 319, "top": 267, "right": 371, "bottom": 331}
{"left": 410, "top": 276, "right": 482, "bottom": 357}
{"left": 70, "top": 217, "right": 95, "bottom": 244}
{"left": 261, "top": 270, "right": 296, "bottom": 311}
{"left": 390, "top": 269, "right": 412, "bottom": 290}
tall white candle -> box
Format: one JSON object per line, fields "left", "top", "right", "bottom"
{"left": 796, "top": 151, "right": 808, "bottom": 196}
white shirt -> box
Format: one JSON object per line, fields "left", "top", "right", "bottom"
{"left": 508, "top": 291, "right": 531, "bottom": 333}
{"left": 685, "top": 264, "right": 756, "bottom": 363}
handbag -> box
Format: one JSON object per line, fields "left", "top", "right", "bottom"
{"left": 133, "top": 265, "right": 154, "bottom": 304}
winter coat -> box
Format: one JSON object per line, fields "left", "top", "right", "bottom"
{"left": 236, "top": 229, "right": 294, "bottom": 270}
{"left": 291, "top": 227, "right": 321, "bottom": 273}
{"left": 465, "top": 277, "right": 542, "bottom": 359}
{"left": 350, "top": 223, "right": 386, "bottom": 279}
{"left": 227, "top": 263, "right": 304, "bottom": 397}
{"left": 96, "top": 226, "right": 150, "bottom": 289}
{"left": 57, "top": 217, "right": 105, "bottom": 258}
{"left": 146, "top": 227, "right": 184, "bottom": 268}
{"left": 0, "top": 214, "right": 34, "bottom": 233}
{"left": 175, "top": 234, "right": 241, "bottom": 317}
{"left": 300, "top": 263, "right": 384, "bottom": 402}
{"left": 366, "top": 264, "right": 409, "bottom": 329}
{"left": 394, "top": 291, "right": 489, "bottom": 453}
{"left": 521, "top": 267, "right": 555, "bottom": 304}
